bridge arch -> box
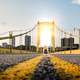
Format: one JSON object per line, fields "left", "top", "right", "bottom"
{"left": 36, "top": 21, "right": 56, "bottom": 52}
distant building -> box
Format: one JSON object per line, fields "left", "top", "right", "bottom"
{"left": 68, "top": 37, "right": 74, "bottom": 47}
{"left": 61, "top": 37, "right": 74, "bottom": 50}
{"left": 61, "top": 38, "right": 69, "bottom": 48}
{"left": 61, "top": 37, "right": 79, "bottom": 50}
{"left": 2, "top": 42, "right": 8, "bottom": 48}
{"left": 72, "top": 44, "right": 79, "bottom": 49}
{"left": 25, "top": 35, "right": 31, "bottom": 47}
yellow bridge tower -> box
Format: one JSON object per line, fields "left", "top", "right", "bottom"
{"left": 36, "top": 21, "right": 56, "bottom": 52}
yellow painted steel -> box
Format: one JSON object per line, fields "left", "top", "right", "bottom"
{"left": 36, "top": 21, "right": 56, "bottom": 52}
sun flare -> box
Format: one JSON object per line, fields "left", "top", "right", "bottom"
{"left": 40, "top": 25, "right": 51, "bottom": 47}
{"left": 36, "top": 21, "right": 56, "bottom": 51}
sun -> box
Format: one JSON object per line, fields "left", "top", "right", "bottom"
{"left": 36, "top": 20, "right": 56, "bottom": 51}
{"left": 40, "top": 24, "right": 51, "bottom": 47}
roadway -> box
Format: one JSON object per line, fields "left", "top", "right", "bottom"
{"left": 0, "top": 53, "right": 40, "bottom": 71}
{"left": 0, "top": 53, "right": 80, "bottom": 66}
{"left": 0, "top": 53, "right": 80, "bottom": 80}
{"left": 0, "top": 53, "right": 80, "bottom": 71}
{"left": 52, "top": 53, "right": 80, "bottom": 65}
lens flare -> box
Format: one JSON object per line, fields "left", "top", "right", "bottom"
{"left": 40, "top": 25, "right": 51, "bottom": 47}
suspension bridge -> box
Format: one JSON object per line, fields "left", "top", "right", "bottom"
{"left": 0, "top": 21, "right": 80, "bottom": 80}
{"left": 0, "top": 20, "right": 80, "bottom": 54}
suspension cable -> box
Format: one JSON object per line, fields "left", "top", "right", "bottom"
{"left": 0, "top": 25, "right": 37, "bottom": 40}
{"left": 56, "top": 25, "right": 79, "bottom": 38}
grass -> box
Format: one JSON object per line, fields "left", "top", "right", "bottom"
{"left": 0, "top": 56, "right": 43, "bottom": 80}
{"left": 60, "top": 49, "right": 80, "bottom": 54}
{"left": 50, "top": 55, "right": 80, "bottom": 80}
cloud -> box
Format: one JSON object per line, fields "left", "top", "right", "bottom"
{"left": 1, "top": 22, "right": 7, "bottom": 25}
{"left": 72, "top": 0, "right": 80, "bottom": 5}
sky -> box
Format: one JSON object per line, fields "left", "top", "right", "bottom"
{"left": 0, "top": 0, "right": 80, "bottom": 46}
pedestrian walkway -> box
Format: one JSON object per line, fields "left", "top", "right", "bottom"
{"left": 0, "top": 54, "right": 80, "bottom": 80}
{"left": 31, "top": 57, "right": 58, "bottom": 80}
